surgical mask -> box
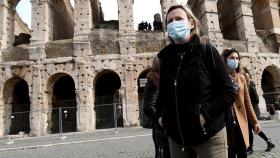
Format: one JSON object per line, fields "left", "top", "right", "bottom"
{"left": 167, "top": 20, "right": 190, "bottom": 43}
{"left": 227, "top": 59, "right": 239, "bottom": 70}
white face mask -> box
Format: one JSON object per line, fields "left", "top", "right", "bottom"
{"left": 227, "top": 59, "right": 239, "bottom": 70}
{"left": 167, "top": 20, "right": 190, "bottom": 43}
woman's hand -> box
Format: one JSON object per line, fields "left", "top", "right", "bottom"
{"left": 158, "top": 117, "right": 163, "bottom": 127}
{"left": 254, "top": 123, "right": 261, "bottom": 134}
{"left": 200, "top": 114, "right": 206, "bottom": 128}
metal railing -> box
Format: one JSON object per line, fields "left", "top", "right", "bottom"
{"left": 1, "top": 103, "right": 124, "bottom": 141}
{"left": 263, "top": 91, "right": 280, "bottom": 115}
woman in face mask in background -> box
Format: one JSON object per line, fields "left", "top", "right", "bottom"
{"left": 221, "top": 48, "right": 261, "bottom": 158}
{"left": 156, "top": 5, "right": 236, "bottom": 158}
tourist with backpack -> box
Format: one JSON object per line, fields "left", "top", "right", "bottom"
{"left": 221, "top": 48, "right": 261, "bottom": 158}
{"left": 155, "top": 5, "right": 236, "bottom": 158}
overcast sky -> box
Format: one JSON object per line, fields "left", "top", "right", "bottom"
{"left": 16, "top": 0, "right": 187, "bottom": 29}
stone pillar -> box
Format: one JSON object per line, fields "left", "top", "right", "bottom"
{"left": 30, "top": 64, "right": 45, "bottom": 136}
{"left": 118, "top": 0, "right": 136, "bottom": 54}
{"left": 75, "top": 61, "right": 95, "bottom": 131}
{"left": 30, "top": 0, "right": 53, "bottom": 44}
{"left": 0, "top": 1, "right": 17, "bottom": 49}
{"left": 0, "top": 97, "right": 4, "bottom": 136}
{"left": 231, "top": 0, "right": 259, "bottom": 53}
{"left": 188, "top": 0, "right": 224, "bottom": 52}
{"left": 160, "top": 0, "right": 176, "bottom": 29}
{"left": 122, "top": 58, "right": 139, "bottom": 127}
{"left": 73, "top": 0, "right": 93, "bottom": 57}
{"left": 28, "top": 0, "right": 54, "bottom": 61}
{"left": 267, "top": 1, "right": 280, "bottom": 52}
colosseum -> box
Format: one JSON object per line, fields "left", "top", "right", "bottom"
{"left": 0, "top": 0, "right": 279, "bottom": 137}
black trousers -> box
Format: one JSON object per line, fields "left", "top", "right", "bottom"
{"left": 228, "top": 125, "right": 247, "bottom": 158}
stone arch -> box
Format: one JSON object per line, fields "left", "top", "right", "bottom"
{"left": 51, "top": 0, "right": 75, "bottom": 40}
{"left": 261, "top": 65, "right": 280, "bottom": 110}
{"left": 217, "top": 0, "right": 241, "bottom": 40}
{"left": 93, "top": 69, "right": 123, "bottom": 129}
{"left": 2, "top": 77, "right": 30, "bottom": 135}
{"left": 252, "top": 0, "right": 272, "bottom": 31}
{"left": 45, "top": 73, "right": 77, "bottom": 134}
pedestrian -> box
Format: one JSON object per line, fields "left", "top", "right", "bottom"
{"left": 156, "top": 5, "right": 236, "bottom": 158}
{"left": 244, "top": 73, "right": 275, "bottom": 154}
{"left": 143, "top": 56, "right": 170, "bottom": 158}
{"left": 221, "top": 48, "right": 261, "bottom": 158}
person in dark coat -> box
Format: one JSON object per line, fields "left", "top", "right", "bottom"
{"left": 156, "top": 5, "right": 236, "bottom": 158}
{"left": 245, "top": 73, "right": 275, "bottom": 154}
{"left": 143, "top": 56, "right": 170, "bottom": 158}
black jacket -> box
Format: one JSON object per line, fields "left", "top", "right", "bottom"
{"left": 157, "top": 35, "right": 235, "bottom": 145}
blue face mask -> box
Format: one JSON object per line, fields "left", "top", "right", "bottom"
{"left": 227, "top": 59, "right": 239, "bottom": 70}
{"left": 167, "top": 20, "right": 190, "bottom": 43}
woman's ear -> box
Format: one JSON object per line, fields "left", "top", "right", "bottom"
{"left": 189, "top": 19, "right": 195, "bottom": 29}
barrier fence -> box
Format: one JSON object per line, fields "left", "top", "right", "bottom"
{"left": 263, "top": 91, "right": 280, "bottom": 115}
{"left": 1, "top": 103, "right": 124, "bottom": 141}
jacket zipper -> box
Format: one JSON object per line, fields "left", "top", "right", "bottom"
{"left": 174, "top": 52, "right": 185, "bottom": 151}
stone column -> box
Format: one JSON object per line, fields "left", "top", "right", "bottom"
{"left": 28, "top": 0, "right": 54, "bottom": 61}
{"left": 188, "top": 0, "right": 224, "bottom": 52}
{"left": 267, "top": 1, "right": 280, "bottom": 53}
{"left": 0, "top": 97, "right": 4, "bottom": 136}
{"left": 0, "top": 0, "right": 17, "bottom": 50}
{"left": 29, "top": 64, "right": 46, "bottom": 136}
{"left": 118, "top": 0, "right": 136, "bottom": 55}
{"left": 73, "top": 0, "right": 93, "bottom": 57}
{"left": 30, "top": 0, "right": 53, "bottom": 44}
{"left": 236, "top": 0, "right": 259, "bottom": 53}
{"left": 160, "top": 0, "right": 176, "bottom": 29}
{"left": 122, "top": 58, "right": 139, "bottom": 127}
{"left": 75, "top": 60, "right": 95, "bottom": 131}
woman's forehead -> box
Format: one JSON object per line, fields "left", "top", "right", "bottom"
{"left": 167, "top": 8, "right": 187, "bottom": 19}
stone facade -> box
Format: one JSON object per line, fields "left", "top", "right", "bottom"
{"left": 0, "top": 0, "right": 279, "bottom": 137}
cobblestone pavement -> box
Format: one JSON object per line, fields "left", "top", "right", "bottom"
{"left": 248, "top": 121, "right": 280, "bottom": 158}
{"left": 0, "top": 121, "right": 278, "bottom": 158}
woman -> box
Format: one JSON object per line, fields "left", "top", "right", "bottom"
{"left": 143, "top": 56, "right": 170, "bottom": 158}
{"left": 221, "top": 48, "right": 261, "bottom": 158}
{"left": 156, "top": 5, "right": 236, "bottom": 158}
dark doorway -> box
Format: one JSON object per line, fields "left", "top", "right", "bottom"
{"left": 10, "top": 79, "right": 30, "bottom": 135}
{"left": 94, "top": 71, "right": 123, "bottom": 129}
{"left": 51, "top": 75, "right": 77, "bottom": 133}
{"left": 261, "top": 68, "right": 278, "bottom": 111}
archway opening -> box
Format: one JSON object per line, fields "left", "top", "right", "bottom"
{"left": 3, "top": 78, "right": 30, "bottom": 135}
{"left": 217, "top": 0, "right": 241, "bottom": 40}
{"left": 51, "top": 75, "right": 77, "bottom": 133}
{"left": 93, "top": 0, "right": 118, "bottom": 29}
{"left": 94, "top": 71, "right": 123, "bottom": 129}
{"left": 51, "top": 0, "right": 75, "bottom": 40}
{"left": 261, "top": 65, "right": 280, "bottom": 111}
{"left": 133, "top": 0, "right": 162, "bottom": 31}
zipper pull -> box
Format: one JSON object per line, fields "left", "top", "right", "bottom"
{"left": 174, "top": 79, "right": 177, "bottom": 86}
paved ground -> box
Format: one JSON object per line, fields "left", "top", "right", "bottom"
{"left": 0, "top": 120, "right": 278, "bottom": 158}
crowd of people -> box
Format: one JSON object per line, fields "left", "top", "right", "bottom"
{"left": 141, "top": 4, "right": 276, "bottom": 158}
